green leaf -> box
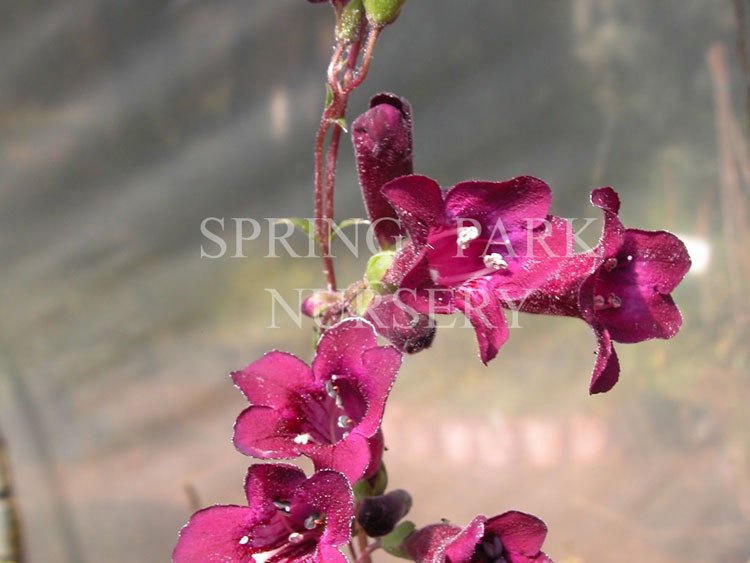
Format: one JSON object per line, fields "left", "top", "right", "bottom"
{"left": 276, "top": 218, "right": 318, "bottom": 243}
{"left": 381, "top": 520, "right": 416, "bottom": 559}
{"left": 330, "top": 218, "right": 369, "bottom": 243}
{"left": 337, "top": 217, "right": 370, "bottom": 231}
{"left": 351, "top": 288, "right": 375, "bottom": 316}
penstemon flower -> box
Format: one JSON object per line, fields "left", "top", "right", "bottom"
{"left": 404, "top": 511, "right": 552, "bottom": 563}
{"left": 505, "top": 187, "right": 691, "bottom": 394}
{"left": 173, "top": 463, "right": 354, "bottom": 562}
{"left": 231, "top": 319, "right": 401, "bottom": 481}
{"left": 378, "top": 174, "right": 571, "bottom": 363}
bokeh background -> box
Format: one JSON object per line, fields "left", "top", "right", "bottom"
{"left": 1, "top": 1, "right": 749, "bottom": 561}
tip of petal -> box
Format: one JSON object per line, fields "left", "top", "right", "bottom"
{"left": 591, "top": 187, "right": 621, "bottom": 214}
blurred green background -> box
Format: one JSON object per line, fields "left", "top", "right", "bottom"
{"left": 0, "top": 1, "right": 748, "bottom": 561}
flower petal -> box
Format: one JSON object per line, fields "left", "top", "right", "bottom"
{"left": 231, "top": 351, "right": 312, "bottom": 408}
{"left": 445, "top": 176, "right": 552, "bottom": 233}
{"left": 443, "top": 515, "right": 486, "bottom": 562}
{"left": 243, "top": 463, "right": 307, "bottom": 508}
{"left": 307, "top": 432, "right": 372, "bottom": 482}
{"left": 382, "top": 175, "right": 446, "bottom": 244}
{"left": 312, "top": 318, "right": 381, "bottom": 381}
{"left": 484, "top": 511, "right": 548, "bottom": 559}
{"left": 172, "top": 505, "right": 259, "bottom": 563}
{"left": 589, "top": 326, "right": 620, "bottom": 395}
{"left": 297, "top": 470, "right": 354, "bottom": 547}
{"left": 455, "top": 280, "right": 509, "bottom": 365}
{"left": 591, "top": 187, "right": 625, "bottom": 257}
{"left": 354, "top": 345, "right": 402, "bottom": 436}
{"left": 404, "top": 523, "right": 463, "bottom": 563}
{"left": 233, "top": 406, "right": 298, "bottom": 459}
{"left": 621, "top": 229, "right": 691, "bottom": 294}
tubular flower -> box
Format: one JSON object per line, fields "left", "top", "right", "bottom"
{"left": 381, "top": 174, "right": 571, "bottom": 364}
{"left": 231, "top": 318, "right": 401, "bottom": 481}
{"left": 404, "top": 511, "right": 552, "bottom": 563}
{"left": 173, "top": 464, "right": 353, "bottom": 563}
{"left": 506, "top": 187, "right": 691, "bottom": 394}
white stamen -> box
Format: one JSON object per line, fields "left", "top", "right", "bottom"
{"left": 294, "top": 433, "right": 311, "bottom": 445}
{"left": 456, "top": 226, "right": 480, "bottom": 249}
{"left": 483, "top": 252, "right": 508, "bottom": 270}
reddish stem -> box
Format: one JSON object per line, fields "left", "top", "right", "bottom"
{"left": 314, "top": 25, "right": 381, "bottom": 294}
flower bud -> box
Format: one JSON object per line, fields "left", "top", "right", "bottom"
{"left": 336, "top": 0, "right": 365, "bottom": 43}
{"left": 352, "top": 93, "right": 413, "bottom": 249}
{"left": 356, "top": 489, "right": 412, "bottom": 537}
{"left": 363, "top": 0, "right": 405, "bottom": 27}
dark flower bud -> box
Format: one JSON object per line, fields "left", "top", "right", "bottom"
{"left": 356, "top": 489, "right": 412, "bottom": 537}
{"left": 363, "top": 0, "right": 405, "bottom": 27}
{"left": 352, "top": 93, "right": 413, "bottom": 249}
{"left": 364, "top": 294, "right": 435, "bottom": 354}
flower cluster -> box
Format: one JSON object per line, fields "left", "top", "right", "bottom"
{"left": 174, "top": 2, "right": 691, "bottom": 561}
{"left": 347, "top": 93, "right": 691, "bottom": 395}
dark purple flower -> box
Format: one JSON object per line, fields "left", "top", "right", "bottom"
{"left": 381, "top": 174, "right": 571, "bottom": 364}
{"left": 508, "top": 187, "right": 691, "bottom": 394}
{"left": 404, "top": 511, "right": 552, "bottom": 563}
{"left": 173, "top": 464, "right": 353, "bottom": 563}
{"left": 352, "top": 93, "right": 414, "bottom": 249}
{"left": 231, "top": 319, "right": 401, "bottom": 481}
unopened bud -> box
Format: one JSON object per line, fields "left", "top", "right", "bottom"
{"left": 363, "top": 0, "right": 405, "bottom": 27}
{"left": 356, "top": 489, "right": 412, "bottom": 537}
{"left": 336, "top": 0, "right": 365, "bottom": 43}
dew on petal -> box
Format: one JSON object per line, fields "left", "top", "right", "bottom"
{"left": 604, "top": 257, "right": 618, "bottom": 271}
{"left": 608, "top": 294, "right": 622, "bottom": 308}
{"left": 337, "top": 415, "right": 352, "bottom": 428}
{"left": 593, "top": 295, "right": 606, "bottom": 310}
{"left": 294, "top": 433, "right": 312, "bottom": 445}
{"left": 239, "top": 535, "right": 250, "bottom": 545}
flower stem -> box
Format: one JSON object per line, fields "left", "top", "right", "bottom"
{"left": 354, "top": 537, "right": 381, "bottom": 563}
{"left": 314, "top": 23, "right": 382, "bottom": 295}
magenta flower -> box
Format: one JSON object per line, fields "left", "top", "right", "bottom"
{"left": 510, "top": 187, "right": 691, "bottom": 394}
{"left": 352, "top": 93, "right": 414, "bottom": 249}
{"left": 404, "top": 511, "right": 552, "bottom": 563}
{"left": 173, "top": 464, "right": 353, "bottom": 563}
{"left": 231, "top": 319, "right": 401, "bottom": 481}
{"left": 381, "top": 174, "right": 571, "bottom": 363}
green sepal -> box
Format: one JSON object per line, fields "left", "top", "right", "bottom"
{"left": 381, "top": 520, "right": 416, "bottom": 559}
{"left": 352, "top": 461, "right": 388, "bottom": 500}
{"left": 365, "top": 251, "right": 396, "bottom": 294}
